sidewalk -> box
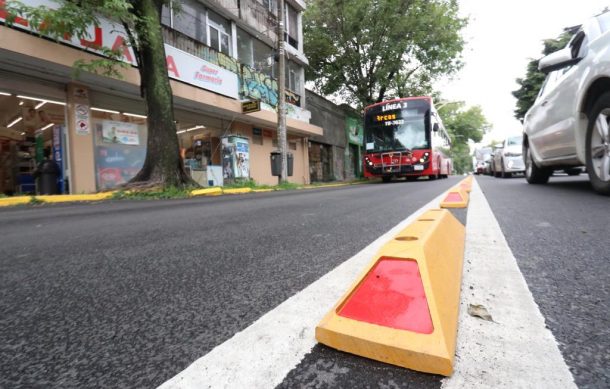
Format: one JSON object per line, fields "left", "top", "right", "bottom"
{"left": 0, "top": 180, "right": 371, "bottom": 208}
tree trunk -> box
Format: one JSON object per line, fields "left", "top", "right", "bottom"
{"left": 127, "top": 0, "right": 194, "bottom": 189}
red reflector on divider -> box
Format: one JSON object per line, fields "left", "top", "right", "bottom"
{"left": 338, "top": 258, "right": 433, "bottom": 334}
{"left": 444, "top": 192, "right": 463, "bottom": 203}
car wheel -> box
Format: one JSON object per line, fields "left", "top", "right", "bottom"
{"left": 501, "top": 161, "right": 511, "bottom": 178}
{"left": 524, "top": 143, "right": 551, "bottom": 184}
{"left": 585, "top": 92, "right": 610, "bottom": 195}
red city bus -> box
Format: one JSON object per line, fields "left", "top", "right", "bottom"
{"left": 363, "top": 97, "right": 452, "bottom": 182}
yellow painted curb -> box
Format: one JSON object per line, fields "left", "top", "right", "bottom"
{"left": 440, "top": 187, "right": 469, "bottom": 208}
{"left": 316, "top": 209, "right": 466, "bottom": 376}
{"left": 0, "top": 196, "right": 31, "bottom": 207}
{"left": 252, "top": 188, "right": 274, "bottom": 193}
{"left": 35, "top": 193, "right": 114, "bottom": 203}
{"left": 191, "top": 187, "right": 223, "bottom": 196}
{"left": 222, "top": 187, "right": 253, "bottom": 195}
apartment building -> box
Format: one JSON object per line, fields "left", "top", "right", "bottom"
{"left": 0, "top": 0, "right": 321, "bottom": 194}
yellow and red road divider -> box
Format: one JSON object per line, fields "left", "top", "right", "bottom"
{"left": 439, "top": 177, "right": 473, "bottom": 208}
{"left": 316, "top": 208, "right": 466, "bottom": 376}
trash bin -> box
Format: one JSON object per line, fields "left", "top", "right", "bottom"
{"left": 34, "top": 159, "right": 60, "bottom": 195}
{"left": 270, "top": 151, "right": 293, "bottom": 177}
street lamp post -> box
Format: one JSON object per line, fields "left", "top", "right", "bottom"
{"left": 277, "top": 0, "right": 288, "bottom": 183}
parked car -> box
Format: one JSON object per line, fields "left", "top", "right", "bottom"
{"left": 493, "top": 135, "right": 525, "bottom": 178}
{"left": 475, "top": 160, "right": 486, "bottom": 175}
{"left": 483, "top": 160, "right": 493, "bottom": 176}
{"left": 523, "top": 10, "right": 610, "bottom": 195}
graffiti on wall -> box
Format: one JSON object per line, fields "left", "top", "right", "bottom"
{"left": 200, "top": 46, "right": 240, "bottom": 74}
{"left": 345, "top": 116, "right": 363, "bottom": 145}
{"left": 240, "top": 64, "right": 279, "bottom": 107}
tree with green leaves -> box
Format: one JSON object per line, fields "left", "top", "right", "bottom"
{"left": 4, "top": 0, "right": 193, "bottom": 189}
{"left": 512, "top": 32, "right": 573, "bottom": 122}
{"left": 438, "top": 102, "right": 489, "bottom": 174}
{"left": 304, "top": 0, "right": 466, "bottom": 109}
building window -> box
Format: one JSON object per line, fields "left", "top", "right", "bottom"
{"left": 252, "top": 128, "right": 263, "bottom": 145}
{"left": 237, "top": 28, "right": 254, "bottom": 67}
{"left": 285, "top": 4, "right": 298, "bottom": 48}
{"left": 289, "top": 141, "right": 297, "bottom": 151}
{"left": 208, "top": 10, "right": 231, "bottom": 55}
{"left": 172, "top": 0, "right": 207, "bottom": 44}
{"left": 253, "top": 38, "right": 276, "bottom": 77}
{"left": 262, "top": 0, "right": 276, "bottom": 13}
{"left": 285, "top": 60, "right": 302, "bottom": 92}
{"left": 161, "top": 4, "right": 172, "bottom": 27}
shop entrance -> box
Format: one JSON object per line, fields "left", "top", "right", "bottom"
{"left": 0, "top": 92, "right": 67, "bottom": 195}
{"left": 178, "top": 125, "right": 224, "bottom": 187}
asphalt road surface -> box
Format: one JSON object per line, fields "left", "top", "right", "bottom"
{"left": 476, "top": 174, "right": 609, "bottom": 389}
{"left": 1, "top": 174, "right": 608, "bottom": 388}
{"left": 1, "top": 177, "right": 459, "bottom": 388}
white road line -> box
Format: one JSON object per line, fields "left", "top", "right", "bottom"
{"left": 441, "top": 179, "right": 576, "bottom": 389}
{"left": 158, "top": 191, "right": 450, "bottom": 389}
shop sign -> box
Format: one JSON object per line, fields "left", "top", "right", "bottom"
{"left": 241, "top": 100, "right": 260, "bottom": 114}
{"left": 0, "top": 0, "right": 239, "bottom": 99}
{"left": 165, "top": 46, "right": 238, "bottom": 99}
{"left": 102, "top": 120, "right": 139, "bottom": 145}
{"left": 74, "top": 104, "right": 90, "bottom": 135}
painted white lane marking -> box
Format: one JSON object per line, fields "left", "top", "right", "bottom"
{"left": 158, "top": 190, "right": 450, "bottom": 389}
{"left": 441, "top": 179, "right": 576, "bottom": 388}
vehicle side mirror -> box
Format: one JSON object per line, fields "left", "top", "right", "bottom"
{"left": 433, "top": 123, "right": 439, "bottom": 132}
{"left": 538, "top": 44, "right": 583, "bottom": 74}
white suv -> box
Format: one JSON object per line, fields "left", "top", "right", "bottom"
{"left": 523, "top": 11, "right": 610, "bottom": 195}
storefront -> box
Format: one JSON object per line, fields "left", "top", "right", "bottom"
{"left": 0, "top": 15, "right": 321, "bottom": 194}
{"left": 0, "top": 73, "right": 68, "bottom": 195}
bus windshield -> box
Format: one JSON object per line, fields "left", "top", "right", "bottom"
{"left": 364, "top": 100, "right": 430, "bottom": 153}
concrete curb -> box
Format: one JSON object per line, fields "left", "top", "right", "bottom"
{"left": 191, "top": 187, "right": 223, "bottom": 197}
{"left": 222, "top": 187, "right": 253, "bottom": 195}
{"left": 0, "top": 196, "right": 31, "bottom": 207}
{"left": 0, "top": 180, "right": 372, "bottom": 208}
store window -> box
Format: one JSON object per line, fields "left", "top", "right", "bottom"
{"left": 92, "top": 111, "right": 147, "bottom": 190}
{"left": 0, "top": 92, "right": 67, "bottom": 195}
{"left": 208, "top": 10, "right": 231, "bottom": 55}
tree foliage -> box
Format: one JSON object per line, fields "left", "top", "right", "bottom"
{"left": 4, "top": 0, "right": 193, "bottom": 189}
{"left": 512, "top": 32, "right": 572, "bottom": 122}
{"left": 304, "top": 0, "right": 466, "bottom": 109}
{"left": 439, "top": 102, "right": 489, "bottom": 174}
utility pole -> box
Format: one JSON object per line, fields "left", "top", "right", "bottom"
{"left": 277, "top": 0, "right": 288, "bottom": 183}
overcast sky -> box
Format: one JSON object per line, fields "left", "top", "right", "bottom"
{"left": 436, "top": 0, "right": 609, "bottom": 145}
